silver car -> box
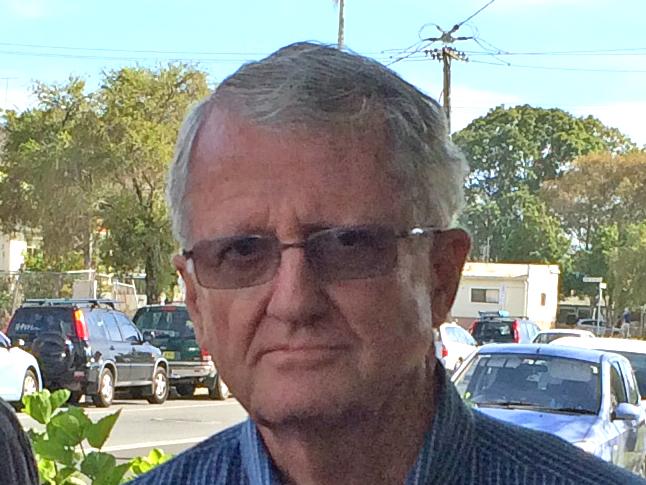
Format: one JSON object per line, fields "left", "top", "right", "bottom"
{"left": 453, "top": 344, "right": 646, "bottom": 476}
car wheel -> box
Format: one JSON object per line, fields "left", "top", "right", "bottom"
{"left": 146, "top": 367, "right": 169, "bottom": 404}
{"left": 13, "top": 369, "right": 40, "bottom": 409}
{"left": 176, "top": 384, "right": 196, "bottom": 397}
{"left": 208, "top": 375, "right": 229, "bottom": 401}
{"left": 21, "top": 369, "right": 39, "bottom": 399}
{"left": 92, "top": 368, "right": 114, "bottom": 408}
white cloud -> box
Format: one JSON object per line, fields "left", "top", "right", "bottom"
{"left": 572, "top": 102, "right": 646, "bottom": 147}
{"left": 0, "top": 85, "right": 35, "bottom": 112}
{"left": 3, "top": 0, "right": 48, "bottom": 18}
{"left": 449, "top": 86, "right": 521, "bottom": 132}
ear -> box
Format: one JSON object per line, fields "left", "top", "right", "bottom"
{"left": 173, "top": 254, "right": 205, "bottom": 343}
{"left": 429, "top": 229, "right": 470, "bottom": 328}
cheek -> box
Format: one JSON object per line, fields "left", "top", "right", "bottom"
{"left": 194, "top": 288, "right": 267, "bottom": 373}
{"left": 330, "top": 276, "right": 432, "bottom": 356}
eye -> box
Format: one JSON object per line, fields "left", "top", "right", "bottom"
{"left": 221, "top": 236, "right": 268, "bottom": 260}
{"left": 335, "top": 228, "right": 378, "bottom": 247}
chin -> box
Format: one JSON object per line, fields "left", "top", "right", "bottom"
{"left": 249, "top": 378, "right": 372, "bottom": 430}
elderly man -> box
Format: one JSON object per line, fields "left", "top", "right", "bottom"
{"left": 130, "top": 43, "right": 643, "bottom": 484}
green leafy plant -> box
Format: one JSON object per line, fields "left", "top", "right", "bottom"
{"left": 22, "top": 389, "right": 172, "bottom": 484}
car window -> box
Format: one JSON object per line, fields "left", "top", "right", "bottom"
{"left": 8, "top": 308, "right": 74, "bottom": 341}
{"left": 610, "top": 363, "right": 628, "bottom": 407}
{"left": 115, "top": 314, "right": 140, "bottom": 343}
{"left": 454, "top": 353, "right": 601, "bottom": 414}
{"left": 613, "top": 351, "right": 646, "bottom": 399}
{"left": 445, "top": 327, "right": 461, "bottom": 343}
{"left": 103, "top": 314, "right": 123, "bottom": 342}
{"left": 85, "top": 310, "right": 108, "bottom": 342}
{"left": 472, "top": 320, "right": 514, "bottom": 343}
{"left": 133, "top": 307, "right": 195, "bottom": 339}
{"left": 455, "top": 326, "right": 475, "bottom": 346}
{"left": 617, "top": 360, "right": 640, "bottom": 405}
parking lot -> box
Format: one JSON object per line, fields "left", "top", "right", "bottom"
{"left": 16, "top": 391, "right": 247, "bottom": 461}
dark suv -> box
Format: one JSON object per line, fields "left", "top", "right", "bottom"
{"left": 132, "top": 304, "right": 229, "bottom": 400}
{"left": 469, "top": 310, "right": 540, "bottom": 345}
{"left": 7, "top": 299, "right": 169, "bottom": 407}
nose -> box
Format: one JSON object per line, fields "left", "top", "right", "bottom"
{"left": 265, "top": 245, "right": 328, "bottom": 327}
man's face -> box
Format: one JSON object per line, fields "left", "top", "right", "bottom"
{"left": 175, "top": 108, "right": 468, "bottom": 425}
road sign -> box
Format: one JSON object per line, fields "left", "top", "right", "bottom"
{"left": 583, "top": 276, "right": 603, "bottom": 283}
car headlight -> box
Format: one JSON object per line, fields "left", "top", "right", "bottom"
{"left": 574, "top": 440, "right": 598, "bottom": 455}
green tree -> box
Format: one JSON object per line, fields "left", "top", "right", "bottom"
{"left": 453, "top": 105, "right": 634, "bottom": 263}
{"left": 543, "top": 150, "right": 646, "bottom": 249}
{"left": 0, "top": 79, "right": 105, "bottom": 269}
{"left": 96, "top": 65, "right": 209, "bottom": 303}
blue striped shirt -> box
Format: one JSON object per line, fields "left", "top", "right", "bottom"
{"left": 128, "top": 369, "right": 645, "bottom": 484}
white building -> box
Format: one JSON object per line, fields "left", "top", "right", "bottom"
{"left": 0, "top": 234, "right": 26, "bottom": 272}
{"left": 451, "top": 262, "right": 560, "bottom": 330}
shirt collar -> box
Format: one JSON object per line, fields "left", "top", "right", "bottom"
{"left": 239, "top": 365, "right": 475, "bottom": 485}
{"left": 405, "top": 366, "right": 476, "bottom": 484}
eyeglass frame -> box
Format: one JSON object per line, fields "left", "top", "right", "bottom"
{"left": 181, "top": 224, "right": 442, "bottom": 290}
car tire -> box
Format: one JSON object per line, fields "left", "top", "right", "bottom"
{"left": 92, "top": 368, "right": 115, "bottom": 408}
{"left": 146, "top": 367, "right": 169, "bottom": 405}
{"left": 12, "top": 369, "right": 40, "bottom": 410}
{"left": 21, "top": 369, "right": 39, "bottom": 399}
{"left": 208, "top": 375, "right": 229, "bottom": 401}
{"left": 176, "top": 384, "right": 196, "bottom": 397}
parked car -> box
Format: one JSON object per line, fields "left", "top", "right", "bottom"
{"left": 452, "top": 343, "right": 646, "bottom": 475}
{"left": 0, "top": 332, "right": 41, "bottom": 406}
{"left": 533, "top": 328, "right": 595, "bottom": 344}
{"left": 7, "top": 299, "right": 169, "bottom": 407}
{"left": 434, "top": 322, "right": 477, "bottom": 373}
{"left": 469, "top": 311, "right": 540, "bottom": 345}
{"left": 575, "top": 318, "right": 622, "bottom": 337}
{"left": 552, "top": 337, "right": 646, "bottom": 401}
{"left": 132, "top": 304, "right": 229, "bottom": 400}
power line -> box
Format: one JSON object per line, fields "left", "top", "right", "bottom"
{"left": 464, "top": 47, "right": 646, "bottom": 56}
{"left": 0, "top": 41, "right": 270, "bottom": 56}
{"left": 468, "top": 58, "right": 646, "bottom": 73}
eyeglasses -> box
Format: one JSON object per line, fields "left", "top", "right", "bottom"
{"left": 182, "top": 224, "right": 440, "bottom": 290}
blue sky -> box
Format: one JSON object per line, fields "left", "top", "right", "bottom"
{"left": 1, "top": 0, "right": 645, "bottom": 144}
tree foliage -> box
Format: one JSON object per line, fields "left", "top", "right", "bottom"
{"left": 0, "top": 79, "right": 104, "bottom": 267}
{"left": 0, "top": 65, "right": 209, "bottom": 302}
{"left": 543, "top": 150, "right": 646, "bottom": 249}
{"left": 453, "top": 105, "right": 634, "bottom": 266}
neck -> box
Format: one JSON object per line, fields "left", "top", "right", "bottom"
{"left": 257, "top": 362, "right": 438, "bottom": 485}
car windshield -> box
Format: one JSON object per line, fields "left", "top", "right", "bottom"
{"left": 473, "top": 320, "right": 514, "bottom": 343}
{"left": 613, "top": 351, "right": 646, "bottom": 398}
{"left": 133, "top": 307, "right": 195, "bottom": 339}
{"left": 454, "top": 353, "right": 601, "bottom": 414}
{"left": 534, "top": 332, "right": 582, "bottom": 344}
{"left": 7, "top": 308, "right": 74, "bottom": 341}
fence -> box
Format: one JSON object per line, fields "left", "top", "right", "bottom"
{"left": 1, "top": 270, "right": 141, "bottom": 318}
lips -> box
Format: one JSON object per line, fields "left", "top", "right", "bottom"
{"left": 258, "top": 343, "right": 350, "bottom": 365}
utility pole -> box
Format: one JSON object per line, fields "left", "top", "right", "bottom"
{"left": 424, "top": 43, "right": 468, "bottom": 133}
{"left": 337, "top": 0, "right": 345, "bottom": 49}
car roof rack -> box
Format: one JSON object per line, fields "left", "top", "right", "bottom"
{"left": 22, "top": 298, "right": 117, "bottom": 309}
{"left": 478, "top": 310, "right": 510, "bottom": 319}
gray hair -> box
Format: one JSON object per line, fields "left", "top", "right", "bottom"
{"left": 167, "top": 42, "right": 468, "bottom": 248}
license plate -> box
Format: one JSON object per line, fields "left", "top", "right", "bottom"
{"left": 163, "top": 351, "right": 176, "bottom": 359}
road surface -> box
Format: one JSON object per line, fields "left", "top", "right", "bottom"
{"left": 17, "top": 390, "right": 248, "bottom": 461}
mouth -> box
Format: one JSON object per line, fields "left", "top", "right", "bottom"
{"left": 259, "top": 344, "right": 350, "bottom": 367}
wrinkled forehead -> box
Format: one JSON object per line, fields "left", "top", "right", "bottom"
{"left": 184, "top": 107, "right": 410, "bottom": 239}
